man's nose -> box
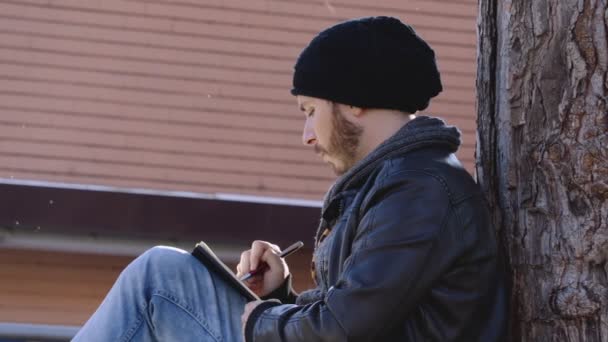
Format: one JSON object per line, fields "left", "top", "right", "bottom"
{"left": 302, "top": 121, "right": 316, "bottom": 146}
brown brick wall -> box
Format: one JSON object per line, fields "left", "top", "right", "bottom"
{"left": 0, "top": 248, "right": 315, "bottom": 326}
{"left": 0, "top": 0, "right": 478, "bottom": 200}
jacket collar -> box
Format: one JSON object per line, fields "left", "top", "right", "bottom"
{"left": 315, "top": 116, "right": 461, "bottom": 243}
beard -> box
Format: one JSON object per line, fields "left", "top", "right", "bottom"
{"left": 315, "top": 104, "right": 363, "bottom": 175}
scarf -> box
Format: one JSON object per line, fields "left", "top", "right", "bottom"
{"left": 296, "top": 116, "right": 461, "bottom": 305}
{"left": 315, "top": 115, "right": 462, "bottom": 243}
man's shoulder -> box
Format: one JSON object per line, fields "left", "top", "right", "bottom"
{"left": 373, "top": 146, "right": 463, "bottom": 177}
{"left": 369, "top": 148, "right": 480, "bottom": 202}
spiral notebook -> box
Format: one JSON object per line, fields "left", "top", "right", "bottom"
{"left": 191, "top": 241, "right": 260, "bottom": 302}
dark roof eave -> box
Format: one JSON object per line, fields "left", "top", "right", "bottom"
{"left": 0, "top": 183, "right": 321, "bottom": 248}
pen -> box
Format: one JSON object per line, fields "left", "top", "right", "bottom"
{"left": 239, "top": 241, "right": 304, "bottom": 282}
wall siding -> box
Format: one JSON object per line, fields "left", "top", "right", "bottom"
{"left": 0, "top": 0, "right": 478, "bottom": 200}
{"left": 0, "top": 248, "right": 315, "bottom": 326}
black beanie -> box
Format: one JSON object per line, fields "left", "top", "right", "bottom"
{"left": 291, "top": 16, "right": 442, "bottom": 113}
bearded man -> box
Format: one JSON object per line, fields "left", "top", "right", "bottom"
{"left": 74, "top": 16, "right": 508, "bottom": 342}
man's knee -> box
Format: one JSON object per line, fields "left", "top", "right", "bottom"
{"left": 120, "top": 246, "right": 190, "bottom": 280}
{"left": 116, "top": 246, "right": 194, "bottom": 288}
{"left": 138, "top": 246, "right": 190, "bottom": 268}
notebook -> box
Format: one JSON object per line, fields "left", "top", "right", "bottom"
{"left": 191, "top": 241, "right": 260, "bottom": 302}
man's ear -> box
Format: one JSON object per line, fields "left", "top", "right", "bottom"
{"left": 347, "top": 105, "right": 365, "bottom": 118}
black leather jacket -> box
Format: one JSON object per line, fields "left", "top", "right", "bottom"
{"left": 245, "top": 146, "right": 508, "bottom": 341}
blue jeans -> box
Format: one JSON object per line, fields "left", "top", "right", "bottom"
{"left": 72, "top": 246, "right": 247, "bottom": 342}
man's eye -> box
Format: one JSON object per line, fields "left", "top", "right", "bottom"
{"left": 307, "top": 109, "right": 315, "bottom": 118}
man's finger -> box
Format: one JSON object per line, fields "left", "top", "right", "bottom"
{"left": 250, "top": 240, "right": 272, "bottom": 270}
{"left": 238, "top": 250, "right": 251, "bottom": 277}
{"left": 260, "top": 247, "right": 283, "bottom": 270}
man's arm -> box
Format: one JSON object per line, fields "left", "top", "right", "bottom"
{"left": 244, "top": 170, "right": 464, "bottom": 342}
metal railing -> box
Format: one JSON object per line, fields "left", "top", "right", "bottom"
{"left": 0, "top": 323, "right": 80, "bottom": 341}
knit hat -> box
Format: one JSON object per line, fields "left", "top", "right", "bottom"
{"left": 291, "top": 16, "right": 442, "bottom": 113}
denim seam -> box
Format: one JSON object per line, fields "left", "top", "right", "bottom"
{"left": 121, "top": 302, "right": 147, "bottom": 342}
{"left": 151, "top": 289, "right": 223, "bottom": 342}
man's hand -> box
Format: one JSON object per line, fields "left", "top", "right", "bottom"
{"left": 241, "top": 300, "right": 264, "bottom": 339}
{"left": 236, "top": 240, "right": 290, "bottom": 297}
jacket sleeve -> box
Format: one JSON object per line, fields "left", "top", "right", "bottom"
{"left": 246, "top": 170, "right": 461, "bottom": 342}
{"left": 261, "top": 274, "right": 298, "bottom": 304}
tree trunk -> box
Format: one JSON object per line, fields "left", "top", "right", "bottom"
{"left": 476, "top": 0, "right": 608, "bottom": 340}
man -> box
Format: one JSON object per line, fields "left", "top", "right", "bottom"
{"left": 73, "top": 16, "right": 507, "bottom": 341}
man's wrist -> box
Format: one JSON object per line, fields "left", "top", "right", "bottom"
{"left": 262, "top": 274, "right": 291, "bottom": 300}
{"left": 244, "top": 300, "right": 281, "bottom": 342}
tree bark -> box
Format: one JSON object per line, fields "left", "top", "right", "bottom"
{"left": 477, "top": 0, "right": 608, "bottom": 340}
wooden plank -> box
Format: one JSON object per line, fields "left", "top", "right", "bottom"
{"left": 0, "top": 106, "right": 475, "bottom": 155}
{"left": 0, "top": 261, "right": 126, "bottom": 279}
{"left": 0, "top": 276, "right": 119, "bottom": 296}
{"left": 0, "top": 75, "right": 474, "bottom": 122}
{"left": 0, "top": 147, "right": 474, "bottom": 191}
{"left": 126, "top": 0, "right": 478, "bottom": 20}
{"left": 10, "top": 0, "right": 477, "bottom": 33}
{"left": 0, "top": 248, "right": 133, "bottom": 267}
{"left": 2, "top": 12, "right": 470, "bottom": 65}
{"left": 0, "top": 44, "right": 292, "bottom": 88}
{"left": 0, "top": 29, "right": 292, "bottom": 74}
{"left": 0, "top": 64, "right": 293, "bottom": 106}
{"left": 0, "top": 70, "right": 475, "bottom": 108}
{"left": 0, "top": 28, "right": 475, "bottom": 68}
{"left": 0, "top": 90, "right": 302, "bottom": 125}
{"left": 0, "top": 16, "right": 301, "bottom": 59}
{"left": 0, "top": 155, "right": 476, "bottom": 199}
{"left": 0, "top": 295, "right": 101, "bottom": 315}
{"left": 0, "top": 247, "right": 316, "bottom": 325}
{"left": 0, "top": 102, "right": 476, "bottom": 138}
{"left": 0, "top": 170, "right": 328, "bottom": 200}
{"left": 0, "top": 306, "right": 91, "bottom": 325}
{"left": 0, "top": 92, "right": 302, "bottom": 147}
{"left": 0, "top": 118, "right": 318, "bottom": 164}
{"left": 0, "top": 249, "right": 123, "bottom": 325}
{"left": 0, "top": 38, "right": 476, "bottom": 80}
{"left": 0, "top": 128, "right": 475, "bottom": 164}
{"left": 0, "top": 154, "right": 332, "bottom": 193}
{"left": 0, "top": 94, "right": 476, "bottom": 140}
{"left": 0, "top": 2, "right": 476, "bottom": 47}
{"left": 0, "top": 51, "right": 476, "bottom": 92}
{"left": 0, "top": 140, "right": 334, "bottom": 180}
{"left": 0, "top": 118, "right": 307, "bottom": 156}
{"left": 0, "top": 76, "right": 476, "bottom": 118}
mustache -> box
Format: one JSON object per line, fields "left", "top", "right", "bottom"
{"left": 314, "top": 144, "right": 328, "bottom": 155}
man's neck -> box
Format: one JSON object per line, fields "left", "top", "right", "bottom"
{"left": 356, "top": 112, "right": 415, "bottom": 162}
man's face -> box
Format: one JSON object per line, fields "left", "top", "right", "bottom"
{"left": 298, "top": 95, "right": 363, "bottom": 175}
